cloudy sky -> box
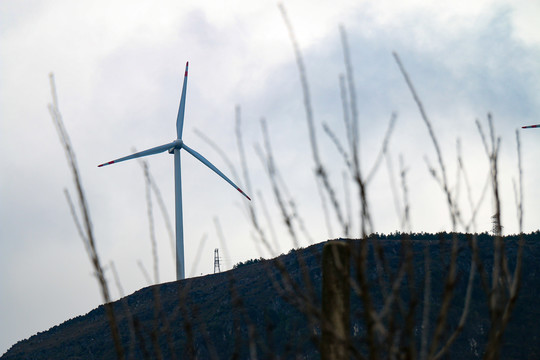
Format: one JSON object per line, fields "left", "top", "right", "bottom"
{"left": 1, "top": 0, "right": 539, "bottom": 354}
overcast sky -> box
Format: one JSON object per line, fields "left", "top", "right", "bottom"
{"left": 1, "top": 0, "right": 539, "bottom": 355}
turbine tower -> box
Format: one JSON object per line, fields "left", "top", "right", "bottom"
{"left": 98, "top": 62, "right": 251, "bottom": 280}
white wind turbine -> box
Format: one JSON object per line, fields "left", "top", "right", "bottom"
{"left": 522, "top": 124, "right": 540, "bottom": 129}
{"left": 98, "top": 62, "right": 251, "bottom": 280}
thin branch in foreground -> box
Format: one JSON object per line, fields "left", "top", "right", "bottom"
{"left": 392, "top": 55, "right": 479, "bottom": 360}
{"left": 393, "top": 52, "right": 456, "bottom": 228}
{"left": 188, "top": 233, "right": 208, "bottom": 278}
{"left": 343, "top": 171, "right": 352, "bottom": 236}
{"left": 316, "top": 172, "right": 335, "bottom": 239}
{"left": 48, "top": 73, "right": 125, "bottom": 360}
{"left": 485, "top": 129, "right": 525, "bottom": 359}
{"left": 399, "top": 155, "right": 411, "bottom": 231}
{"left": 338, "top": 74, "right": 354, "bottom": 156}
{"left": 135, "top": 151, "right": 175, "bottom": 262}
{"left": 339, "top": 26, "right": 377, "bottom": 239}
{"left": 278, "top": 2, "right": 319, "bottom": 165}
{"left": 63, "top": 189, "right": 89, "bottom": 249}
{"left": 214, "top": 217, "right": 261, "bottom": 358}
{"left": 235, "top": 106, "right": 279, "bottom": 257}
{"left": 514, "top": 130, "right": 523, "bottom": 232}
{"left": 143, "top": 161, "right": 159, "bottom": 284}
{"left": 256, "top": 189, "right": 280, "bottom": 255}
{"left": 340, "top": 25, "right": 360, "bottom": 166}
{"left": 194, "top": 127, "right": 243, "bottom": 187}
{"left": 456, "top": 139, "right": 477, "bottom": 231}
{"left": 366, "top": 112, "right": 397, "bottom": 184}
{"left": 323, "top": 121, "right": 352, "bottom": 170}
{"left": 259, "top": 118, "right": 315, "bottom": 245}
{"left": 110, "top": 261, "right": 138, "bottom": 360}
{"left": 419, "top": 246, "right": 431, "bottom": 360}
{"left": 137, "top": 260, "right": 152, "bottom": 286}
{"left": 385, "top": 152, "right": 403, "bottom": 225}
{"left": 256, "top": 119, "right": 299, "bottom": 247}
{"left": 279, "top": 3, "right": 347, "bottom": 236}
{"left": 235, "top": 105, "right": 253, "bottom": 196}
{"left": 451, "top": 140, "right": 463, "bottom": 212}
{"left": 433, "top": 233, "right": 477, "bottom": 359}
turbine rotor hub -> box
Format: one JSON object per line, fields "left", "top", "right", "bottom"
{"left": 168, "top": 139, "right": 183, "bottom": 154}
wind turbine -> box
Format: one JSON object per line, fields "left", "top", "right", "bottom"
{"left": 98, "top": 62, "right": 251, "bottom": 280}
{"left": 522, "top": 124, "right": 540, "bottom": 129}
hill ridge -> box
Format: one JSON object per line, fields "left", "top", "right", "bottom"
{"left": 2, "top": 232, "right": 539, "bottom": 359}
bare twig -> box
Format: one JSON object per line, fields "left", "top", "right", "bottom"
{"left": 433, "top": 234, "right": 477, "bottom": 359}
{"left": 279, "top": 3, "right": 347, "bottom": 236}
{"left": 399, "top": 155, "right": 411, "bottom": 231}
{"left": 48, "top": 73, "right": 125, "bottom": 359}
{"left": 340, "top": 25, "right": 360, "bottom": 165}
{"left": 366, "top": 113, "right": 398, "bottom": 184}
{"left": 256, "top": 119, "right": 299, "bottom": 247}
{"left": 135, "top": 152, "right": 175, "bottom": 262}
{"left": 393, "top": 52, "right": 456, "bottom": 228}
{"left": 514, "top": 130, "right": 523, "bottom": 232}
{"left": 385, "top": 152, "right": 403, "bottom": 224}
{"left": 143, "top": 161, "right": 159, "bottom": 284}
{"left": 194, "top": 128, "right": 243, "bottom": 187}
{"left": 484, "top": 130, "right": 525, "bottom": 359}
{"left": 235, "top": 105, "right": 253, "bottom": 196}
{"left": 110, "top": 261, "right": 137, "bottom": 360}
{"left": 188, "top": 233, "right": 208, "bottom": 277}
{"left": 137, "top": 260, "right": 152, "bottom": 285}
{"left": 339, "top": 74, "right": 354, "bottom": 155}
{"left": 419, "top": 246, "right": 431, "bottom": 360}
{"left": 256, "top": 190, "right": 280, "bottom": 254}
{"left": 323, "top": 122, "right": 352, "bottom": 170}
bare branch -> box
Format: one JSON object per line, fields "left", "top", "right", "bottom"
{"left": 48, "top": 73, "right": 125, "bottom": 359}
{"left": 366, "top": 112, "right": 397, "bottom": 184}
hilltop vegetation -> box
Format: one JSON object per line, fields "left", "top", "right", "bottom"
{"left": 2, "top": 231, "right": 539, "bottom": 359}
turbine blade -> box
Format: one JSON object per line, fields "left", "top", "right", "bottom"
{"left": 98, "top": 141, "right": 176, "bottom": 167}
{"left": 182, "top": 142, "right": 251, "bottom": 201}
{"left": 522, "top": 124, "right": 540, "bottom": 129}
{"left": 176, "top": 62, "right": 189, "bottom": 139}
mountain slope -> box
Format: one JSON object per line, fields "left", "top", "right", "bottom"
{"left": 2, "top": 232, "right": 539, "bottom": 359}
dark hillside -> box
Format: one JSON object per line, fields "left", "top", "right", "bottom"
{"left": 2, "top": 232, "right": 539, "bottom": 359}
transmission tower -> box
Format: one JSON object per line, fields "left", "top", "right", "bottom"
{"left": 214, "top": 248, "right": 221, "bottom": 274}
{"left": 491, "top": 213, "right": 503, "bottom": 236}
